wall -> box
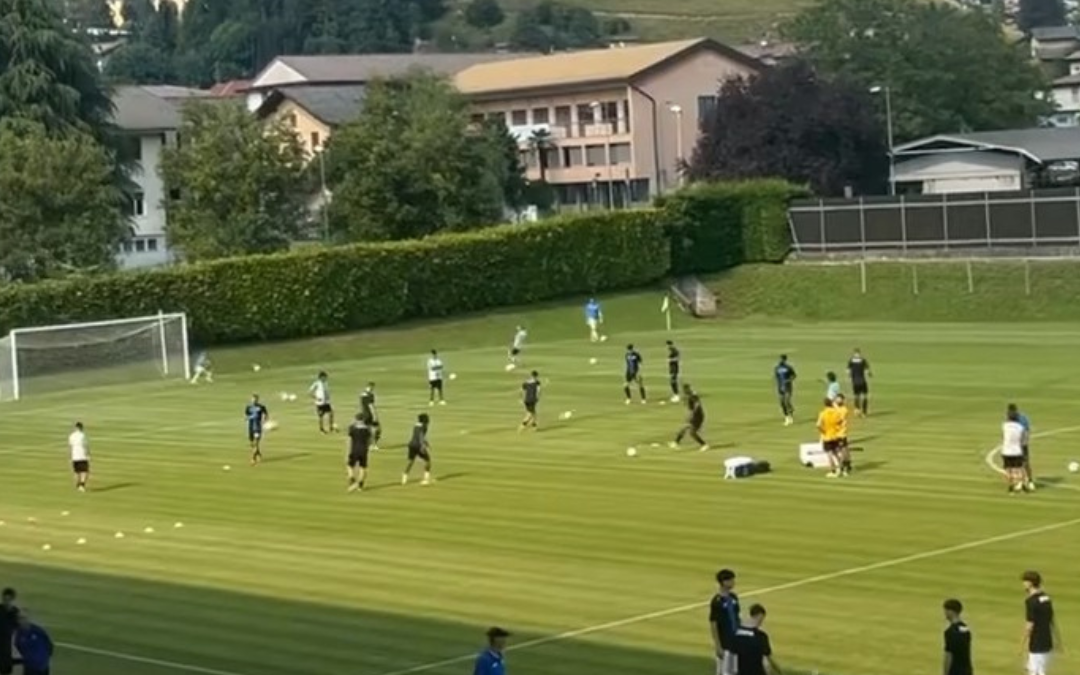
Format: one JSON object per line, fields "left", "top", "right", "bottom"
{"left": 271, "top": 99, "right": 333, "bottom": 156}
{"left": 119, "top": 132, "right": 171, "bottom": 269}
{"left": 893, "top": 152, "right": 1025, "bottom": 194}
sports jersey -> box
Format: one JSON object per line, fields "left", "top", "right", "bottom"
{"left": 668, "top": 345, "right": 680, "bottom": 373}
{"left": 585, "top": 300, "right": 601, "bottom": 321}
{"left": 848, "top": 355, "right": 869, "bottom": 382}
{"left": 775, "top": 362, "right": 796, "bottom": 391}
{"left": 835, "top": 404, "right": 849, "bottom": 437}
{"left": 408, "top": 422, "right": 427, "bottom": 449}
{"left": 245, "top": 403, "right": 268, "bottom": 430}
{"left": 360, "top": 388, "right": 376, "bottom": 417}
{"left": 817, "top": 407, "right": 843, "bottom": 441}
{"left": 687, "top": 393, "right": 704, "bottom": 423}
{"left": 309, "top": 379, "right": 330, "bottom": 405}
{"left": 1002, "top": 421, "right": 1025, "bottom": 457}
{"left": 513, "top": 329, "right": 527, "bottom": 350}
{"left": 625, "top": 350, "right": 643, "bottom": 376}
{"left": 68, "top": 431, "right": 88, "bottom": 461}
{"left": 826, "top": 381, "right": 841, "bottom": 401}
{"left": 522, "top": 378, "right": 540, "bottom": 403}
{"left": 427, "top": 357, "right": 444, "bottom": 381}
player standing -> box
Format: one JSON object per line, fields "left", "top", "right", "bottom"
{"left": 190, "top": 351, "right": 213, "bottom": 384}
{"left": 309, "top": 371, "right": 335, "bottom": 433}
{"left": 671, "top": 383, "right": 708, "bottom": 451}
{"left": 847, "top": 349, "right": 871, "bottom": 416}
{"left": 666, "top": 340, "right": 681, "bottom": 403}
{"left": 709, "top": 569, "right": 740, "bottom": 675}
{"left": 775, "top": 355, "right": 797, "bottom": 426}
{"left": 509, "top": 326, "right": 527, "bottom": 368}
{"left": 520, "top": 370, "right": 541, "bottom": 431}
{"left": 1022, "top": 571, "right": 1061, "bottom": 675}
{"left": 585, "top": 298, "right": 603, "bottom": 342}
{"left": 731, "top": 604, "right": 782, "bottom": 675}
{"left": 245, "top": 394, "right": 269, "bottom": 465}
{"left": 360, "top": 382, "right": 381, "bottom": 450}
{"left": 623, "top": 343, "right": 646, "bottom": 405}
{"left": 1009, "top": 403, "right": 1035, "bottom": 490}
{"left": 402, "top": 413, "right": 433, "bottom": 486}
{"left": 427, "top": 350, "right": 447, "bottom": 406}
{"left": 68, "top": 422, "right": 90, "bottom": 492}
{"left": 816, "top": 398, "right": 843, "bottom": 478}
{"left": 346, "top": 413, "right": 372, "bottom": 492}
{"left": 1001, "top": 408, "right": 1027, "bottom": 493}
{"left": 825, "top": 371, "right": 841, "bottom": 403}
{"left": 834, "top": 394, "right": 852, "bottom": 476}
{"left": 942, "top": 599, "right": 973, "bottom": 675}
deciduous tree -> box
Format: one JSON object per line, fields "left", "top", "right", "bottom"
{"left": 464, "top": 0, "right": 505, "bottom": 29}
{"left": 1018, "top": 0, "right": 1067, "bottom": 34}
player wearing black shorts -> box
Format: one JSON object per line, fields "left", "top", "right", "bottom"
{"left": 0, "top": 588, "right": 18, "bottom": 675}
{"left": 346, "top": 413, "right": 372, "bottom": 492}
{"left": 520, "top": 371, "right": 541, "bottom": 430}
{"left": 402, "top": 413, "right": 433, "bottom": 486}
{"left": 623, "top": 344, "right": 646, "bottom": 405}
{"left": 671, "top": 384, "right": 708, "bottom": 451}
{"left": 244, "top": 395, "right": 269, "bottom": 465}
{"left": 775, "top": 355, "right": 796, "bottom": 425}
{"left": 667, "top": 340, "right": 681, "bottom": 403}
{"left": 847, "top": 349, "right": 871, "bottom": 416}
{"left": 360, "top": 382, "right": 381, "bottom": 449}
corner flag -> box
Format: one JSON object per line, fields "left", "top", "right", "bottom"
{"left": 661, "top": 296, "right": 671, "bottom": 331}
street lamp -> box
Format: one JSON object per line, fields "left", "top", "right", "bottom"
{"left": 667, "top": 103, "right": 685, "bottom": 187}
{"left": 316, "top": 144, "right": 330, "bottom": 243}
{"left": 870, "top": 85, "right": 895, "bottom": 195}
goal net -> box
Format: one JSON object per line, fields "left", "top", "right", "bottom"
{"left": 0, "top": 312, "right": 190, "bottom": 401}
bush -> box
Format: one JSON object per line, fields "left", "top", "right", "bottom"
{"left": 658, "top": 180, "right": 808, "bottom": 275}
{"left": 0, "top": 211, "right": 669, "bottom": 344}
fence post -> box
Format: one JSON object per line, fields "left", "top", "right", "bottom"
{"left": 1024, "top": 258, "right": 1032, "bottom": 296}
{"left": 818, "top": 199, "right": 826, "bottom": 254}
{"left": 900, "top": 195, "right": 908, "bottom": 253}
{"left": 1030, "top": 192, "right": 1037, "bottom": 245}
{"left": 984, "top": 192, "right": 992, "bottom": 249}
{"left": 966, "top": 259, "right": 974, "bottom": 294}
{"left": 942, "top": 195, "right": 950, "bottom": 250}
{"left": 912, "top": 264, "right": 920, "bottom": 296}
{"left": 858, "top": 197, "right": 867, "bottom": 255}
{"left": 860, "top": 258, "right": 867, "bottom": 294}
{"left": 1075, "top": 188, "right": 1080, "bottom": 245}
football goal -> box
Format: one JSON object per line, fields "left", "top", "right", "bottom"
{"left": 0, "top": 312, "right": 190, "bottom": 401}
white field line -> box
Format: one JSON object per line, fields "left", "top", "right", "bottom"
{"left": 56, "top": 641, "right": 255, "bottom": 675}
{"left": 982, "top": 425, "right": 1080, "bottom": 491}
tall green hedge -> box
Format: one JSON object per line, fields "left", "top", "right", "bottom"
{"left": 0, "top": 211, "right": 669, "bottom": 344}
{"left": 658, "top": 180, "right": 808, "bottom": 275}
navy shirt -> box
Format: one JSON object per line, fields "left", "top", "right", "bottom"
{"left": 709, "top": 591, "right": 741, "bottom": 649}
{"left": 774, "top": 362, "right": 796, "bottom": 392}
{"left": 473, "top": 648, "right": 506, "bottom": 675}
{"left": 668, "top": 345, "right": 681, "bottom": 374}
{"left": 360, "top": 389, "right": 377, "bottom": 418}
{"left": 245, "top": 403, "right": 268, "bottom": 430}
{"left": 14, "top": 624, "right": 53, "bottom": 671}
{"left": 625, "top": 350, "right": 643, "bottom": 376}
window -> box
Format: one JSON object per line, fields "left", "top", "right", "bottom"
{"left": 487, "top": 111, "right": 507, "bottom": 124}
{"left": 563, "top": 146, "right": 583, "bottom": 167}
{"left": 122, "top": 241, "right": 134, "bottom": 253}
{"left": 310, "top": 131, "right": 321, "bottom": 150}
{"left": 622, "top": 100, "right": 631, "bottom": 132}
{"left": 118, "top": 135, "right": 142, "bottom": 163}
{"left": 470, "top": 113, "right": 485, "bottom": 124}
{"left": 577, "top": 103, "right": 596, "bottom": 125}
{"left": 169, "top": 188, "right": 182, "bottom": 201}
{"left": 601, "top": 101, "right": 619, "bottom": 122}
{"left": 134, "top": 238, "right": 146, "bottom": 253}
{"left": 541, "top": 147, "right": 561, "bottom": 169}
{"left": 554, "top": 105, "right": 572, "bottom": 126}
{"left": 126, "top": 192, "right": 145, "bottom": 217}
{"left": 520, "top": 149, "right": 536, "bottom": 168}
{"left": 147, "top": 237, "right": 159, "bottom": 252}
{"left": 609, "top": 143, "right": 631, "bottom": 164}
{"left": 532, "top": 107, "right": 549, "bottom": 124}
{"left": 285, "top": 112, "right": 298, "bottom": 128}
{"left": 697, "top": 95, "right": 719, "bottom": 124}
{"left": 511, "top": 109, "right": 528, "bottom": 126}
{"left": 585, "top": 144, "right": 606, "bottom": 166}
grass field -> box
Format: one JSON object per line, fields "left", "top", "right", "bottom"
{"left": 2, "top": 290, "right": 1079, "bottom": 675}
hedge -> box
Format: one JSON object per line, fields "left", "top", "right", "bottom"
{"left": 658, "top": 180, "right": 809, "bottom": 275}
{"left": 0, "top": 211, "right": 669, "bottom": 344}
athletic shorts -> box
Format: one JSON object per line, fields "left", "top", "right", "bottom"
{"left": 1027, "top": 652, "right": 1051, "bottom": 675}
{"left": 587, "top": 318, "right": 599, "bottom": 330}
{"left": 347, "top": 449, "right": 369, "bottom": 469}
{"left": 1022, "top": 445, "right": 1030, "bottom": 459}
{"left": 408, "top": 445, "right": 430, "bottom": 461}
{"left": 316, "top": 403, "right": 332, "bottom": 416}
{"left": 429, "top": 379, "right": 443, "bottom": 391}
{"left": 852, "top": 380, "right": 869, "bottom": 395}
{"left": 669, "top": 367, "right": 679, "bottom": 378}
{"left": 524, "top": 401, "right": 537, "bottom": 414}
{"left": 688, "top": 416, "right": 704, "bottom": 430}
{"left": 510, "top": 348, "right": 521, "bottom": 357}
{"left": 625, "top": 372, "right": 642, "bottom": 384}
{"left": 248, "top": 427, "right": 262, "bottom": 442}
{"left": 778, "top": 387, "right": 793, "bottom": 398}
{"left": 823, "top": 439, "right": 842, "bottom": 454}
{"left": 72, "top": 460, "right": 90, "bottom": 474}
{"left": 715, "top": 650, "right": 736, "bottom": 675}
{"left": 1003, "top": 454, "right": 1025, "bottom": 469}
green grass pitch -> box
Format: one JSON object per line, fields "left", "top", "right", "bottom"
{"left": 1, "top": 290, "right": 1079, "bottom": 675}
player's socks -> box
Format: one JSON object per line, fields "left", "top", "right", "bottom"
{"left": 623, "top": 386, "right": 631, "bottom": 401}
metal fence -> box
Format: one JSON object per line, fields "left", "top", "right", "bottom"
{"left": 788, "top": 188, "right": 1080, "bottom": 253}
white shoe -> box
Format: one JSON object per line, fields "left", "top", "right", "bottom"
{"left": 641, "top": 400, "right": 647, "bottom": 405}
{"left": 429, "top": 401, "right": 435, "bottom": 407}
{"left": 784, "top": 416, "right": 793, "bottom": 426}
{"left": 699, "top": 445, "right": 709, "bottom": 452}
{"left": 421, "top": 478, "right": 431, "bottom": 486}
{"left": 670, "top": 395, "right": 680, "bottom": 403}
{"left": 401, "top": 474, "right": 409, "bottom": 485}
{"left": 347, "top": 483, "right": 359, "bottom": 493}
{"left": 625, "top": 399, "right": 631, "bottom": 406}
{"left": 668, "top": 441, "right": 678, "bottom": 449}
{"left": 439, "top": 400, "right": 447, "bottom": 406}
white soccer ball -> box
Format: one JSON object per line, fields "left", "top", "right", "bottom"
{"left": 1069, "top": 461, "right": 1079, "bottom": 473}
{"left": 76, "top": 537, "right": 86, "bottom": 545}
{"left": 279, "top": 392, "right": 289, "bottom": 401}
{"left": 288, "top": 393, "right": 297, "bottom": 402}
{"left": 41, "top": 544, "right": 51, "bottom": 551}
{"left": 505, "top": 363, "right": 516, "bottom": 372}
{"left": 589, "top": 357, "right": 598, "bottom": 365}
{"left": 449, "top": 373, "right": 458, "bottom": 380}
{"left": 559, "top": 411, "right": 573, "bottom": 420}
{"left": 265, "top": 421, "right": 278, "bottom": 431}
{"left": 222, "top": 465, "right": 231, "bottom": 472}
{"left": 252, "top": 364, "right": 261, "bottom": 372}
{"left": 600, "top": 335, "right": 608, "bottom": 342}
{"left": 626, "top": 447, "right": 637, "bottom": 457}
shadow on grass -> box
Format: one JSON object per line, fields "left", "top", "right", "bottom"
{"left": 260, "top": 452, "right": 313, "bottom": 465}
{"left": 0, "top": 561, "right": 755, "bottom": 675}
{"left": 1034, "top": 475, "right": 1080, "bottom": 492}
{"left": 91, "top": 482, "right": 139, "bottom": 494}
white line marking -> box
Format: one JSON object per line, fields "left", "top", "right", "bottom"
{"left": 375, "top": 516, "right": 1080, "bottom": 675}
{"left": 982, "top": 425, "right": 1080, "bottom": 491}
{"left": 57, "top": 642, "right": 254, "bottom": 675}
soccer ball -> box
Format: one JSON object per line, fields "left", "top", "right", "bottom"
{"left": 1069, "top": 461, "right": 1079, "bottom": 473}
{"left": 252, "top": 364, "right": 261, "bottom": 372}
{"left": 449, "top": 373, "right": 458, "bottom": 380}
{"left": 505, "top": 363, "right": 516, "bottom": 372}
{"left": 288, "top": 393, "right": 297, "bottom": 402}
{"left": 626, "top": 447, "right": 637, "bottom": 457}
{"left": 279, "top": 392, "right": 289, "bottom": 401}
{"left": 600, "top": 335, "right": 608, "bottom": 342}
{"left": 588, "top": 357, "right": 598, "bottom": 365}
{"left": 559, "top": 411, "right": 573, "bottom": 420}
{"left": 265, "top": 420, "right": 279, "bottom": 431}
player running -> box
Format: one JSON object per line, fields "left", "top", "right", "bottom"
{"left": 520, "top": 370, "right": 541, "bottom": 431}
{"left": 816, "top": 397, "right": 844, "bottom": 478}
{"left": 585, "top": 298, "right": 604, "bottom": 342}
{"left": 360, "top": 382, "right": 381, "bottom": 450}
{"left": 666, "top": 340, "right": 681, "bottom": 403}
{"left": 671, "top": 383, "right": 708, "bottom": 451}
{"left": 775, "top": 355, "right": 797, "bottom": 425}
{"left": 68, "top": 422, "right": 90, "bottom": 492}
{"left": 624, "top": 343, "right": 646, "bottom": 405}
{"left": 834, "top": 393, "right": 852, "bottom": 476}
{"left": 427, "top": 350, "right": 447, "bottom": 406}
{"left": 309, "top": 371, "right": 335, "bottom": 433}
{"left": 402, "top": 413, "right": 433, "bottom": 486}
{"left": 1009, "top": 403, "right": 1035, "bottom": 490}
{"left": 346, "top": 413, "right": 372, "bottom": 492}
{"left": 190, "top": 351, "right": 213, "bottom": 384}
{"left": 244, "top": 394, "right": 269, "bottom": 465}
{"left": 825, "top": 371, "right": 841, "bottom": 403}
{"left": 847, "top": 349, "right": 871, "bottom": 416}
{"left": 1001, "top": 407, "right": 1027, "bottom": 493}
{"left": 508, "top": 326, "right": 527, "bottom": 369}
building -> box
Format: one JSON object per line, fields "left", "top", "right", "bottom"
{"left": 892, "top": 128, "right": 1080, "bottom": 194}
{"left": 111, "top": 85, "right": 210, "bottom": 267}
{"left": 1030, "top": 25, "right": 1080, "bottom": 61}
{"left": 255, "top": 85, "right": 367, "bottom": 156}
{"left": 453, "top": 38, "right": 761, "bottom": 205}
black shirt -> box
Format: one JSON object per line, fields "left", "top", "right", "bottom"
{"left": 360, "top": 389, "right": 376, "bottom": 418}
{"left": 944, "top": 621, "right": 973, "bottom": 675}
{"left": 774, "top": 362, "right": 796, "bottom": 391}
{"left": 1026, "top": 591, "right": 1055, "bottom": 653}
{"left": 731, "top": 625, "right": 771, "bottom": 675}
{"left": 708, "top": 592, "right": 740, "bottom": 650}
{"left": 0, "top": 604, "right": 17, "bottom": 656}
{"left": 348, "top": 422, "right": 371, "bottom": 453}
{"left": 848, "top": 355, "right": 870, "bottom": 382}
{"left": 625, "top": 350, "right": 643, "bottom": 376}
{"left": 408, "top": 422, "right": 427, "bottom": 449}
{"left": 687, "top": 393, "right": 704, "bottom": 423}
{"left": 668, "top": 345, "right": 680, "bottom": 373}
{"left": 522, "top": 379, "right": 540, "bottom": 404}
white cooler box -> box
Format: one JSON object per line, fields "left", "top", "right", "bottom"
{"left": 799, "top": 442, "right": 832, "bottom": 469}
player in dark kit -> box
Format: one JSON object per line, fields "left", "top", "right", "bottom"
{"left": 709, "top": 568, "right": 740, "bottom": 675}
{"left": 346, "top": 413, "right": 373, "bottom": 492}
{"left": 847, "top": 349, "right": 871, "bottom": 416}
{"left": 1022, "top": 570, "right": 1060, "bottom": 675}
{"left": 402, "top": 413, "right": 433, "bottom": 486}
{"left": 360, "top": 382, "right": 381, "bottom": 450}
{"left": 671, "top": 384, "right": 708, "bottom": 451}
{"left": 731, "top": 604, "right": 782, "bottom": 675}
{"left": 666, "top": 340, "right": 682, "bottom": 403}
{"left": 624, "top": 344, "right": 646, "bottom": 405}
{"left": 244, "top": 394, "right": 269, "bottom": 465}
{"left": 0, "top": 588, "right": 18, "bottom": 675}
{"left": 520, "top": 371, "right": 541, "bottom": 431}
{"left": 942, "top": 599, "right": 973, "bottom": 675}
{"left": 775, "top": 355, "right": 797, "bottom": 426}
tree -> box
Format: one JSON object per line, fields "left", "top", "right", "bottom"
{"left": 509, "top": 0, "right": 605, "bottom": 52}
{"left": 686, "top": 61, "right": 888, "bottom": 196}
{"left": 529, "top": 128, "right": 553, "bottom": 183}
{"left": 464, "top": 0, "right": 504, "bottom": 28}
{"left": 785, "top": 0, "right": 1051, "bottom": 142}
{"left": 105, "top": 42, "right": 176, "bottom": 83}
{"left": 1018, "top": 0, "right": 1067, "bottom": 34}
{"left": 483, "top": 119, "right": 528, "bottom": 211}
{"left": 65, "top": 0, "right": 116, "bottom": 31}
{"left": 0, "top": 119, "right": 128, "bottom": 282}
{"left": 326, "top": 74, "right": 508, "bottom": 241}
{"left": 159, "top": 102, "right": 312, "bottom": 261}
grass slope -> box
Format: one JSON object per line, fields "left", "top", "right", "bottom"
{"left": 1, "top": 290, "right": 1079, "bottom": 675}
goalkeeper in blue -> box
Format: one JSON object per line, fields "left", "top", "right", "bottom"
{"left": 190, "top": 351, "right": 213, "bottom": 384}
{"left": 585, "top": 298, "right": 603, "bottom": 342}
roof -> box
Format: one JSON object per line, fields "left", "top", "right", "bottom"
{"left": 1053, "top": 73, "right": 1080, "bottom": 86}
{"left": 1066, "top": 49, "right": 1080, "bottom": 60}
{"left": 257, "top": 85, "right": 368, "bottom": 126}
{"left": 209, "top": 80, "right": 251, "bottom": 97}
{"left": 1032, "top": 25, "right": 1080, "bottom": 41}
{"left": 111, "top": 86, "right": 183, "bottom": 131}
{"left": 893, "top": 128, "right": 1080, "bottom": 164}
{"left": 254, "top": 52, "right": 523, "bottom": 89}
{"left": 453, "top": 38, "right": 760, "bottom": 97}
{"left": 140, "top": 85, "right": 212, "bottom": 100}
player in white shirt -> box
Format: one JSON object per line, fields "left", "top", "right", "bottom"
{"left": 1001, "top": 408, "right": 1027, "bottom": 493}
{"left": 190, "top": 351, "right": 213, "bottom": 384}
{"left": 68, "top": 422, "right": 90, "bottom": 492}
{"left": 508, "top": 326, "right": 527, "bottom": 368}
{"left": 309, "top": 371, "right": 335, "bottom": 433}
{"left": 427, "top": 350, "right": 447, "bottom": 406}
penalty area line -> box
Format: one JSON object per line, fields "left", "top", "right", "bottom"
{"left": 376, "top": 516, "right": 1080, "bottom": 675}
{"left": 56, "top": 642, "right": 256, "bottom": 675}
{"left": 982, "top": 424, "right": 1080, "bottom": 491}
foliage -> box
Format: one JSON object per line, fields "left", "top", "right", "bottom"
{"left": 0, "top": 212, "right": 670, "bottom": 344}
{"left": 159, "top": 102, "right": 312, "bottom": 262}
{"left": 325, "top": 74, "right": 512, "bottom": 241}
{"left": 1018, "top": 0, "right": 1067, "bottom": 33}
{"left": 657, "top": 180, "right": 809, "bottom": 275}
{"left": 64, "top": 0, "right": 115, "bottom": 31}
{"left": 483, "top": 119, "right": 529, "bottom": 212}
{"left": 464, "top": 0, "right": 505, "bottom": 28}
{"left": 104, "top": 41, "right": 176, "bottom": 84}
{"left": 0, "top": 119, "right": 128, "bottom": 282}
{"left": 785, "top": 0, "right": 1051, "bottom": 142}
{"left": 687, "top": 60, "right": 888, "bottom": 196}
{"left": 509, "top": 0, "right": 605, "bottom": 51}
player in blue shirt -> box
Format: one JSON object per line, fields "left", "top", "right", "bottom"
{"left": 244, "top": 394, "right": 269, "bottom": 465}
{"left": 623, "top": 344, "right": 646, "bottom": 405}
{"left": 1008, "top": 403, "right": 1034, "bottom": 490}
{"left": 825, "top": 371, "right": 841, "bottom": 403}
{"left": 775, "top": 355, "right": 797, "bottom": 426}
{"left": 473, "top": 627, "right": 510, "bottom": 675}
{"left": 585, "top": 298, "right": 603, "bottom": 342}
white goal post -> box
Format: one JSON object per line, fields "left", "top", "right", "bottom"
{"left": 0, "top": 311, "right": 190, "bottom": 401}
